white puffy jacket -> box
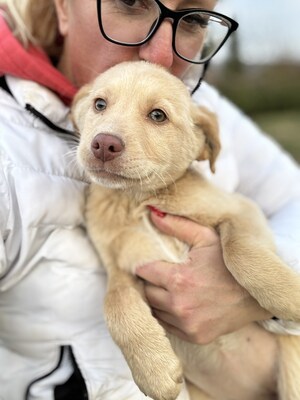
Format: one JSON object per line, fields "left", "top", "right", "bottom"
{"left": 0, "top": 74, "right": 300, "bottom": 400}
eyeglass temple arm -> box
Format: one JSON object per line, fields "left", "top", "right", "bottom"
{"left": 191, "top": 60, "right": 210, "bottom": 95}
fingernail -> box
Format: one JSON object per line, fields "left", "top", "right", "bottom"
{"left": 147, "top": 205, "right": 166, "bottom": 218}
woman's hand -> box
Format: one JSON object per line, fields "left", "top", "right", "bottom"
{"left": 136, "top": 210, "right": 271, "bottom": 344}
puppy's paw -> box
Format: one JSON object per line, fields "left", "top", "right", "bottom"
{"left": 128, "top": 334, "right": 183, "bottom": 400}
{"left": 105, "top": 284, "right": 183, "bottom": 399}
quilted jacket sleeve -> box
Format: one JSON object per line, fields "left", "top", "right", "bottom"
{"left": 194, "top": 83, "right": 300, "bottom": 334}
{"left": 220, "top": 97, "right": 300, "bottom": 272}
{"left": 196, "top": 83, "right": 300, "bottom": 271}
{"left": 0, "top": 152, "right": 10, "bottom": 278}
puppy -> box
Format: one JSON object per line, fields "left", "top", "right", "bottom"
{"left": 72, "top": 61, "right": 300, "bottom": 400}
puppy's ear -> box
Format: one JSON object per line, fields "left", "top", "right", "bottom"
{"left": 192, "top": 105, "right": 221, "bottom": 173}
{"left": 70, "top": 83, "right": 92, "bottom": 132}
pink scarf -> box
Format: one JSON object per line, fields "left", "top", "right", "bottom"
{"left": 0, "top": 13, "right": 77, "bottom": 105}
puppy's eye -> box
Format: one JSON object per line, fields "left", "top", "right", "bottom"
{"left": 94, "top": 98, "right": 107, "bottom": 111}
{"left": 148, "top": 109, "right": 167, "bottom": 123}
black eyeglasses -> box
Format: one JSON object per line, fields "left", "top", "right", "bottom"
{"left": 97, "top": 0, "right": 238, "bottom": 64}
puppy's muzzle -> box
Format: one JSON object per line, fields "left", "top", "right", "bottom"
{"left": 91, "top": 133, "right": 124, "bottom": 162}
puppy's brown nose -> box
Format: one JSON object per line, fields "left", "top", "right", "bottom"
{"left": 91, "top": 133, "right": 124, "bottom": 162}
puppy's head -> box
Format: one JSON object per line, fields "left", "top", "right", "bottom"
{"left": 72, "top": 61, "right": 220, "bottom": 193}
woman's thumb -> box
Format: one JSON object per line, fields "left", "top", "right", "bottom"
{"left": 148, "top": 206, "right": 216, "bottom": 247}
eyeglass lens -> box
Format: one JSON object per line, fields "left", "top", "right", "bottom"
{"left": 99, "top": 0, "right": 232, "bottom": 63}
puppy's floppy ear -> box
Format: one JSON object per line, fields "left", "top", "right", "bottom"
{"left": 70, "top": 83, "right": 92, "bottom": 132}
{"left": 192, "top": 105, "right": 221, "bottom": 173}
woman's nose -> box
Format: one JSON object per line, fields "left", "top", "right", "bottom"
{"left": 138, "top": 21, "right": 174, "bottom": 68}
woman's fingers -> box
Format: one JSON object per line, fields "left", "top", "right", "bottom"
{"left": 149, "top": 210, "right": 218, "bottom": 248}
{"left": 137, "top": 260, "right": 175, "bottom": 289}
{"left": 142, "top": 282, "right": 170, "bottom": 311}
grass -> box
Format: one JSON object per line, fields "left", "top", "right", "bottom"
{"left": 252, "top": 111, "right": 300, "bottom": 162}
{"left": 206, "top": 63, "right": 300, "bottom": 163}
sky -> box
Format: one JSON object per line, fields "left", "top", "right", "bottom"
{"left": 213, "top": 0, "right": 300, "bottom": 64}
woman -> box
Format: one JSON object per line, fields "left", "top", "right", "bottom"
{"left": 0, "top": 0, "right": 299, "bottom": 399}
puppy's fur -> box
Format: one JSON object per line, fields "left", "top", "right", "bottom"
{"left": 72, "top": 61, "right": 300, "bottom": 400}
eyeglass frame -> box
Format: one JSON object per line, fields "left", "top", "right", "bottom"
{"left": 96, "top": 0, "right": 239, "bottom": 65}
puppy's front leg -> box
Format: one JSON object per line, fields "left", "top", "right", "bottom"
{"left": 218, "top": 211, "right": 300, "bottom": 322}
{"left": 104, "top": 266, "right": 183, "bottom": 400}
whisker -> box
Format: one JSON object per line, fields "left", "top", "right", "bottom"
{"left": 63, "top": 148, "right": 90, "bottom": 183}
{"left": 64, "top": 148, "right": 78, "bottom": 170}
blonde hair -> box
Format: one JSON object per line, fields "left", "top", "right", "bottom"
{"left": 0, "top": 0, "right": 61, "bottom": 58}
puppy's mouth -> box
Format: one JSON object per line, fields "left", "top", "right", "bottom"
{"left": 86, "top": 167, "right": 132, "bottom": 181}
{"left": 79, "top": 151, "right": 156, "bottom": 189}
{"left": 85, "top": 165, "right": 145, "bottom": 188}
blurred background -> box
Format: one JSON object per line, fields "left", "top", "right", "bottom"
{"left": 206, "top": 0, "right": 300, "bottom": 162}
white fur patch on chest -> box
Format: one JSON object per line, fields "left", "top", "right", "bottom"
{"left": 142, "top": 214, "right": 189, "bottom": 264}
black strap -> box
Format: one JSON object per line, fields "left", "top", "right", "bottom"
{"left": 25, "top": 103, "right": 75, "bottom": 136}
{"left": 0, "top": 75, "right": 75, "bottom": 136}
{"left": 25, "top": 346, "right": 88, "bottom": 400}
{"left": 0, "top": 75, "right": 13, "bottom": 95}
{"left": 25, "top": 346, "right": 64, "bottom": 400}
{"left": 54, "top": 347, "right": 88, "bottom": 400}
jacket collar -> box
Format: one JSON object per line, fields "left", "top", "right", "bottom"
{"left": 6, "top": 75, "right": 71, "bottom": 125}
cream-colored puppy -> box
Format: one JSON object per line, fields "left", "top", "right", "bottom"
{"left": 72, "top": 61, "right": 300, "bottom": 400}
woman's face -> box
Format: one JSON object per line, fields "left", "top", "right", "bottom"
{"left": 54, "top": 0, "right": 217, "bottom": 88}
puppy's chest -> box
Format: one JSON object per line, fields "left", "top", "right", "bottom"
{"left": 120, "top": 216, "right": 189, "bottom": 274}
{"left": 141, "top": 213, "right": 189, "bottom": 265}
{"left": 86, "top": 186, "right": 189, "bottom": 272}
